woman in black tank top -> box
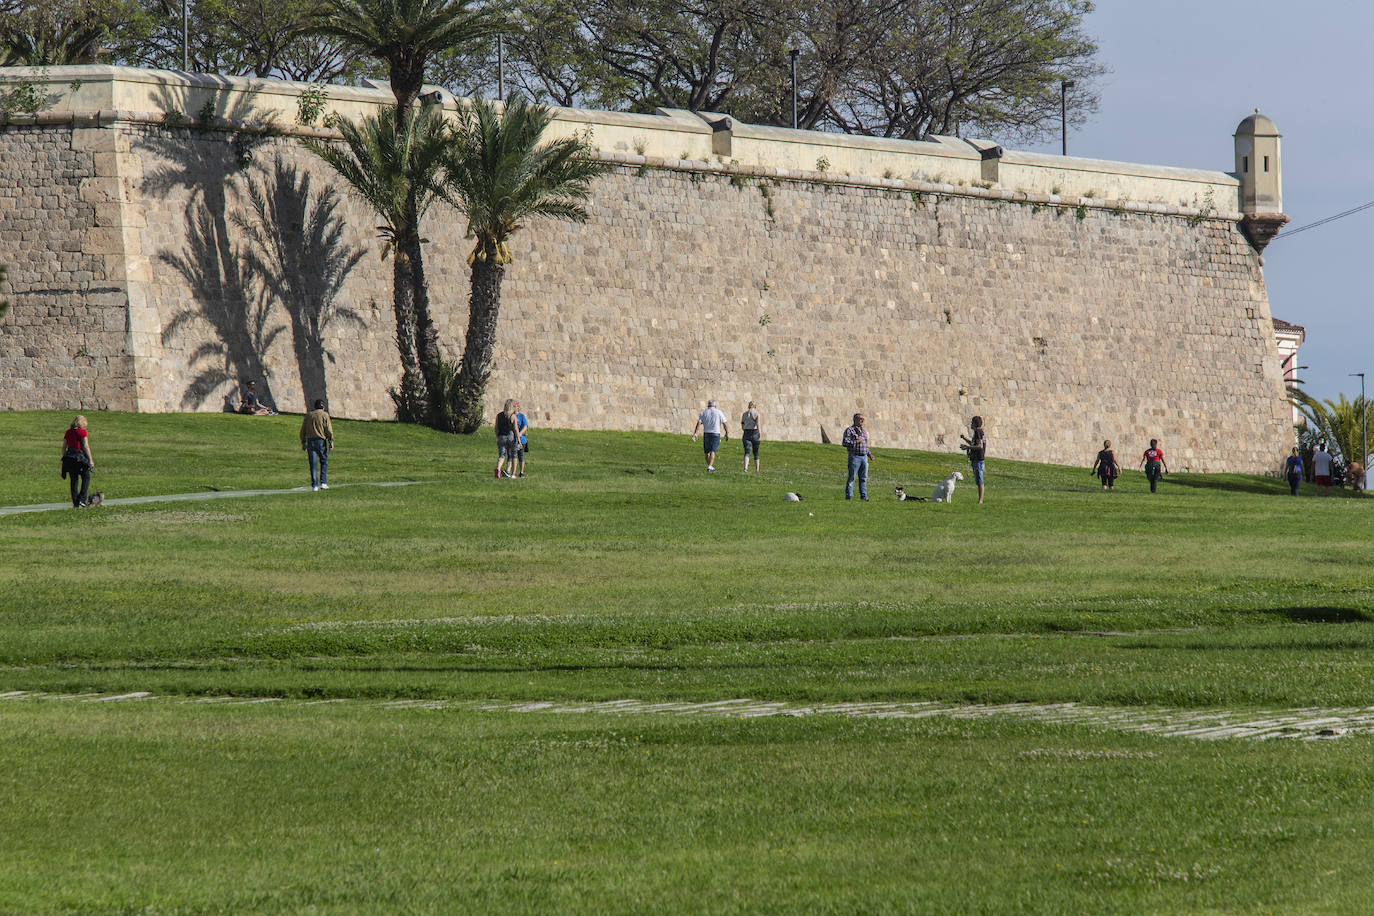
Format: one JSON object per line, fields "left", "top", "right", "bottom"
{"left": 740, "top": 401, "right": 762, "bottom": 472}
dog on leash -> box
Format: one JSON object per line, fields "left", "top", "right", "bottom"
{"left": 86, "top": 491, "right": 104, "bottom": 507}
{"left": 931, "top": 472, "right": 963, "bottom": 503}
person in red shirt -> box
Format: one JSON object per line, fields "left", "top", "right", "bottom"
{"left": 59, "top": 415, "right": 95, "bottom": 507}
{"left": 1138, "top": 439, "right": 1168, "bottom": 493}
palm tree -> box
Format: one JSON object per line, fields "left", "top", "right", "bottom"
{"left": 441, "top": 96, "right": 610, "bottom": 432}
{"left": 1290, "top": 387, "right": 1371, "bottom": 469}
{"left": 302, "top": 107, "right": 448, "bottom": 421}
{"left": 1, "top": 4, "right": 108, "bottom": 66}
{"left": 312, "top": 0, "right": 492, "bottom": 122}
{"left": 310, "top": 0, "right": 495, "bottom": 418}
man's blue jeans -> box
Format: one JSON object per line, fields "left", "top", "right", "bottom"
{"left": 307, "top": 438, "right": 329, "bottom": 488}
{"left": 846, "top": 453, "right": 868, "bottom": 500}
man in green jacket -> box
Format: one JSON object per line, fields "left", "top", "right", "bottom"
{"left": 300, "top": 400, "right": 334, "bottom": 491}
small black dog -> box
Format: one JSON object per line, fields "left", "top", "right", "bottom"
{"left": 86, "top": 491, "right": 104, "bottom": 507}
{"left": 893, "top": 486, "right": 928, "bottom": 502}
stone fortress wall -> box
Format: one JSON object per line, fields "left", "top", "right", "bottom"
{"left": 0, "top": 66, "right": 1293, "bottom": 472}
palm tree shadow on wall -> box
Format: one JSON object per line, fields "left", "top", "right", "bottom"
{"left": 143, "top": 84, "right": 285, "bottom": 409}
{"left": 161, "top": 207, "right": 285, "bottom": 409}
{"left": 234, "top": 156, "right": 367, "bottom": 411}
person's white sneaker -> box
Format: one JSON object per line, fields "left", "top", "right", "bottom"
{"left": 320, "top": 484, "right": 329, "bottom": 489}
{"left": 312, "top": 486, "right": 319, "bottom": 491}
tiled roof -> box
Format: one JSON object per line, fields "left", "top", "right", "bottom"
{"left": 1272, "top": 317, "right": 1305, "bottom": 333}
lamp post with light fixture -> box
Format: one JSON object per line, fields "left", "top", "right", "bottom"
{"left": 1060, "top": 79, "right": 1075, "bottom": 155}
{"left": 790, "top": 48, "right": 800, "bottom": 129}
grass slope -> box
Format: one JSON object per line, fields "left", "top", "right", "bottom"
{"left": 1, "top": 411, "right": 1372, "bottom": 912}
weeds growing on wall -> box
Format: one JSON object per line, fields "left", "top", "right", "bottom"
{"left": 0, "top": 263, "right": 9, "bottom": 321}
{"left": 1186, "top": 189, "right": 1216, "bottom": 227}
{"left": 0, "top": 78, "right": 42, "bottom": 117}
{"left": 295, "top": 85, "right": 329, "bottom": 127}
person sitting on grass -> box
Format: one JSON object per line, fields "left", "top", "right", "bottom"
{"left": 238, "top": 380, "right": 277, "bottom": 416}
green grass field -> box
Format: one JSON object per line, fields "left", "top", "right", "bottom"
{"left": 2, "top": 410, "right": 1372, "bottom": 913}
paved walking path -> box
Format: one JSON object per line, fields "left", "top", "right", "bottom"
{"left": 2, "top": 689, "right": 1370, "bottom": 741}
{"left": 0, "top": 481, "right": 420, "bottom": 517}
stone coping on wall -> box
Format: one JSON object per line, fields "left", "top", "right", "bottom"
{"left": 2, "top": 64, "right": 1244, "bottom": 214}
{"left": 0, "top": 104, "right": 1243, "bottom": 225}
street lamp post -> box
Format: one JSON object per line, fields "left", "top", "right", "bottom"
{"left": 789, "top": 48, "right": 800, "bottom": 129}
{"left": 1060, "top": 79, "right": 1075, "bottom": 155}
{"left": 1352, "top": 372, "right": 1367, "bottom": 489}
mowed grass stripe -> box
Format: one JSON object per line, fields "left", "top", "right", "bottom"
{"left": 6, "top": 687, "right": 1374, "bottom": 740}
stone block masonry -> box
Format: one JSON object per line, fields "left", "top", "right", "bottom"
{"left": 0, "top": 67, "right": 1292, "bottom": 473}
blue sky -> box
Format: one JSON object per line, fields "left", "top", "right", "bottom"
{"left": 1024, "top": 0, "right": 1369, "bottom": 402}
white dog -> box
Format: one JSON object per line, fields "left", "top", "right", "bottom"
{"left": 931, "top": 471, "right": 964, "bottom": 503}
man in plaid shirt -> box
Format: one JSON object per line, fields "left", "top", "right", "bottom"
{"left": 842, "top": 413, "right": 871, "bottom": 501}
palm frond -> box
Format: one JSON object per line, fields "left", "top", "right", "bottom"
{"left": 301, "top": 106, "right": 450, "bottom": 243}
{"left": 441, "top": 96, "right": 611, "bottom": 260}
{"left": 311, "top": 0, "right": 495, "bottom": 100}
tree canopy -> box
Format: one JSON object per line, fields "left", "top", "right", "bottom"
{"left": 6, "top": 0, "right": 1102, "bottom": 144}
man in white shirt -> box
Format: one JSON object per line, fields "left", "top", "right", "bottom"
{"left": 1312, "top": 442, "right": 1334, "bottom": 496}
{"left": 691, "top": 399, "right": 729, "bottom": 472}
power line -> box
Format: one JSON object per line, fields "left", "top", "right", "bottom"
{"left": 1273, "top": 199, "right": 1374, "bottom": 242}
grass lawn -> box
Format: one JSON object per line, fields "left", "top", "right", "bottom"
{"left": 2, "top": 410, "right": 1372, "bottom": 912}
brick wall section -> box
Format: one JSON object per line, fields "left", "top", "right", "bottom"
{"left": 0, "top": 121, "right": 1292, "bottom": 473}
{"left": 0, "top": 124, "right": 137, "bottom": 409}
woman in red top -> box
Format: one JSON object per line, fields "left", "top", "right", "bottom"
{"left": 1138, "top": 438, "right": 1167, "bottom": 493}
{"left": 60, "top": 415, "right": 95, "bottom": 507}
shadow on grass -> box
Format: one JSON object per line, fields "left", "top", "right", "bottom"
{"left": 1274, "top": 606, "right": 1373, "bottom": 624}
{"left": 1162, "top": 473, "right": 1290, "bottom": 496}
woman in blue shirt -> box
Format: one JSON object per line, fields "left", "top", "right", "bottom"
{"left": 1283, "top": 447, "right": 1304, "bottom": 496}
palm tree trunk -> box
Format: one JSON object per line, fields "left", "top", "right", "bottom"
{"left": 391, "top": 246, "right": 427, "bottom": 421}
{"left": 452, "top": 256, "right": 505, "bottom": 433}
{"left": 403, "top": 194, "right": 443, "bottom": 412}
